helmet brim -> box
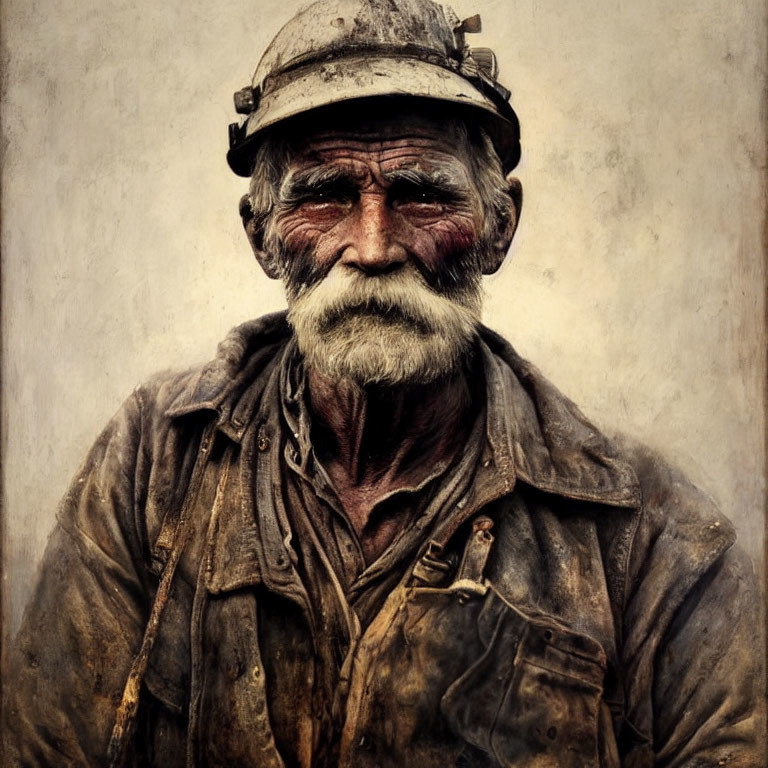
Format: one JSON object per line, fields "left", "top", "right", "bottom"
{"left": 227, "top": 55, "right": 521, "bottom": 176}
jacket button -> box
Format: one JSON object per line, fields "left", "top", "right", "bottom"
{"left": 258, "top": 436, "right": 271, "bottom": 452}
{"left": 225, "top": 661, "right": 245, "bottom": 680}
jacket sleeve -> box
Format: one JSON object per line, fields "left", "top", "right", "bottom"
{"left": 4, "top": 391, "right": 150, "bottom": 767}
{"left": 620, "top": 450, "right": 765, "bottom": 767}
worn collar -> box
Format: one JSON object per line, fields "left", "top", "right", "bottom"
{"left": 165, "top": 312, "right": 640, "bottom": 508}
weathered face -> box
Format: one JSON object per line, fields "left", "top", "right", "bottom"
{"left": 273, "top": 123, "right": 484, "bottom": 299}
{"left": 245, "top": 111, "right": 518, "bottom": 386}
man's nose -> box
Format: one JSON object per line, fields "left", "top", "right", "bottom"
{"left": 340, "top": 194, "right": 407, "bottom": 275}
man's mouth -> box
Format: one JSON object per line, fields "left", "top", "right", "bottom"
{"left": 319, "top": 299, "right": 433, "bottom": 335}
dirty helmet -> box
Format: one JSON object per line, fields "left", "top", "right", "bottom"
{"left": 227, "top": 0, "right": 521, "bottom": 176}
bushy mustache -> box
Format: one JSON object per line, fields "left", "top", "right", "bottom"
{"left": 276, "top": 240, "right": 484, "bottom": 304}
{"left": 287, "top": 258, "right": 482, "bottom": 334}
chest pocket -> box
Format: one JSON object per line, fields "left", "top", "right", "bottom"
{"left": 440, "top": 586, "right": 606, "bottom": 768}
{"left": 343, "top": 547, "right": 607, "bottom": 768}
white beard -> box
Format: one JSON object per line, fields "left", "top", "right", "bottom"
{"left": 286, "top": 262, "right": 482, "bottom": 386}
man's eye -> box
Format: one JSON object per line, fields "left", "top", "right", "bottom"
{"left": 300, "top": 191, "right": 355, "bottom": 208}
{"left": 295, "top": 181, "right": 359, "bottom": 203}
{"left": 389, "top": 181, "right": 458, "bottom": 210}
{"left": 393, "top": 192, "right": 445, "bottom": 212}
{"left": 402, "top": 190, "right": 438, "bottom": 202}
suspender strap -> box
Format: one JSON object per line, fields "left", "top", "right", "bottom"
{"left": 106, "top": 421, "right": 218, "bottom": 768}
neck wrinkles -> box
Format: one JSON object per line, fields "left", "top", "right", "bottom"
{"left": 306, "top": 361, "right": 477, "bottom": 490}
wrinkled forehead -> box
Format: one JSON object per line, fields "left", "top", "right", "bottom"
{"left": 281, "top": 102, "right": 474, "bottom": 172}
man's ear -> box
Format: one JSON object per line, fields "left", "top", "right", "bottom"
{"left": 482, "top": 176, "right": 523, "bottom": 275}
{"left": 239, "top": 194, "right": 282, "bottom": 279}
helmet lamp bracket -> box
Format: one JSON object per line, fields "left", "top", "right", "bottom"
{"left": 452, "top": 13, "right": 482, "bottom": 52}
{"left": 234, "top": 85, "right": 260, "bottom": 115}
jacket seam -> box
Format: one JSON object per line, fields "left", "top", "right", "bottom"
{"left": 56, "top": 521, "right": 144, "bottom": 652}
{"left": 132, "top": 386, "right": 153, "bottom": 580}
{"left": 619, "top": 484, "right": 645, "bottom": 623}
{"left": 622, "top": 714, "right": 653, "bottom": 747}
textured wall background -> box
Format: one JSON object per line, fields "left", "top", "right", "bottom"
{"left": 2, "top": 0, "right": 766, "bottom": 646}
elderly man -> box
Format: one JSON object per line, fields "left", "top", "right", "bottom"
{"left": 5, "top": 0, "right": 763, "bottom": 766}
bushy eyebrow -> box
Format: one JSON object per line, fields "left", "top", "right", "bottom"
{"left": 279, "top": 166, "right": 360, "bottom": 205}
{"left": 379, "top": 167, "right": 470, "bottom": 199}
{"left": 278, "top": 164, "right": 471, "bottom": 206}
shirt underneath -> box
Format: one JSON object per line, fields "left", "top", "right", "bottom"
{"left": 257, "top": 342, "right": 491, "bottom": 768}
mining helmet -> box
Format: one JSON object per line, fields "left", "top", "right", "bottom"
{"left": 227, "top": 0, "right": 521, "bottom": 176}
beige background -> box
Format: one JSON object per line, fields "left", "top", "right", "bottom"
{"left": 2, "top": 0, "right": 766, "bottom": 646}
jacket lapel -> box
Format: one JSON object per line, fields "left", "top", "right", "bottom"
{"left": 162, "top": 316, "right": 641, "bottom": 598}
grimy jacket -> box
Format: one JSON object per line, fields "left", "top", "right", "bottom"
{"left": 5, "top": 313, "right": 764, "bottom": 767}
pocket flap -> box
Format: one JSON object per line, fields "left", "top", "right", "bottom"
{"left": 442, "top": 588, "right": 606, "bottom": 767}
